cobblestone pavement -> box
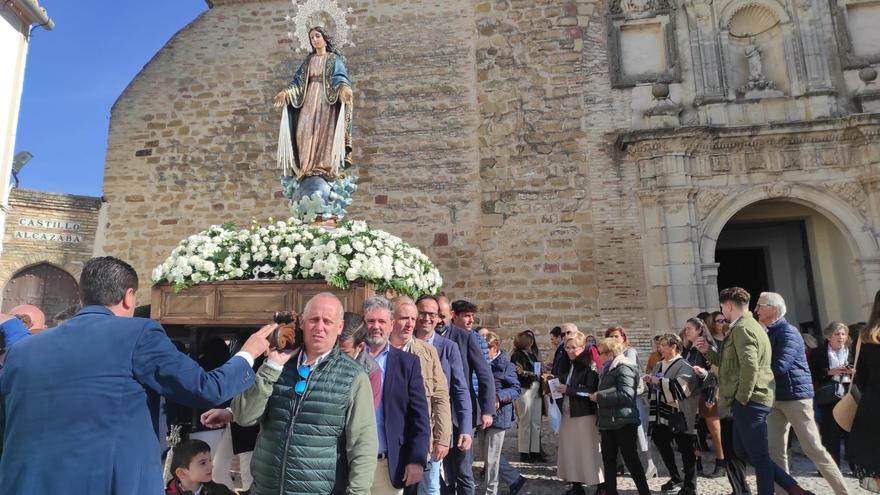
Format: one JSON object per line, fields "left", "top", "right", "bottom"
{"left": 473, "top": 419, "right": 867, "bottom": 495}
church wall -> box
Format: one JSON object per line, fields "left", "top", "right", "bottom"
{"left": 102, "top": 0, "right": 880, "bottom": 349}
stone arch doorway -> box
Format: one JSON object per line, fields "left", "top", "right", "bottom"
{"left": 713, "top": 200, "right": 861, "bottom": 336}
{"left": 1, "top": 263, "right": 79, "bottom": 326}
{"left": 699, "top": 185, "right": 880, "bottom": 330}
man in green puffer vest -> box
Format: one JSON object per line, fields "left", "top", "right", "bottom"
{"left": 232, "top": 293, "right": 378, "bottom": 495}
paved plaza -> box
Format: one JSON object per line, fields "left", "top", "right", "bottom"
{"left": 473, "top": 419, "right": 866, "bottom": 495}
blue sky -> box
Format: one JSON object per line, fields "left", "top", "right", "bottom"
{"left": 13, "top": 1, "right": 208, "bottom": 197}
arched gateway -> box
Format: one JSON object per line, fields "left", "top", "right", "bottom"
{"left": 1, "top": 263, "right": 79, "bottom": 326}
{"left": 698, "top": 184, "right": 880, "bottom": 334}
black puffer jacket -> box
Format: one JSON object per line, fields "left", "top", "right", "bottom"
{"left": 595, "top": 354, "right": 641, "bottom": 430}
{"left": 563, "top": 349, "right": 600, "bottom": 418}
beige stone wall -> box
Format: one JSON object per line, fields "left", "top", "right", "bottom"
{"left": 0, "top": 189, "right": 102, "bottom": 293}
{"left": 101, "top": 0, "right": 880, "bottom": 351}
{"left": 101, "top": 0, "right": 643, "bottom": 349}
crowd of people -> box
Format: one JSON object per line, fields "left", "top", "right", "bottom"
{"left": 0, "top": 255, "right": 878, "bottom": 495}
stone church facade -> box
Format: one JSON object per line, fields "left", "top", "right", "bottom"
{"left": 100, "top": 0, "right": 880, "bottom": 347}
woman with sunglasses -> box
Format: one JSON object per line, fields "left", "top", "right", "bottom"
{"left": 707, "top": 311, "right": 729, "bottom": 348}
{"left": 592, "top": 337, "right": 651, "bottom": 495}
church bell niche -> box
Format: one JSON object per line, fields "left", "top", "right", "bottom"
{"left": 724, "top": 4, "right": 788, "bottom": 98}
{"left": 607, "top": 0, "right": 681, "bottom": 88}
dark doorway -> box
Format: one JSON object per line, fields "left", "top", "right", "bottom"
{"left": 2, "top": 263, "right": 79, "bottom": 327}
{"left": 716, "top": 247, "right": 770, "bottom": 312}
{"left": 715, "top": 219, "right": 821, "bottom": 336}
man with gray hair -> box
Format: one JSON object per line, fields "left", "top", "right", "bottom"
{"left": 755, "top": 292, "right": 850, "bottom": 495}
{"left": 364, "top": 296, "right": 431, "bottom": 495}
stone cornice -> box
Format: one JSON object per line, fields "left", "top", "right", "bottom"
{"left": 611, "top": 114, "right": 880, "bottom": 157}
{"left": 9, "top": 189, "right": 103, "bottom": 210}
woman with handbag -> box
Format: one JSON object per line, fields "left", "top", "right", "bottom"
{"left": 645, "top": 333, "right": 702, "bottom": 495}
{"left": 845, "top": 290, "right": 880, "bottom": 493}
{"left": 682, "top": 318, "right": 724, "bottom": 477}
{"left": 808, "top": 321, "right": 853, "bottom": 467}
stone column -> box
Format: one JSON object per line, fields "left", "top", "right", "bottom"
{"left": 637, "top": 153, "right": 703, "bottom": 331}
{"left": 794, "top": 0, "right": 834, "bottom": 94}
{"left": 854, "top": 257, "right": 880, "bottom": 312}
{"left": 699, "top": 262, "right": 721, "bottom": 310}
{"left": 683, "top": 0, "right": 726, "bottom": 104}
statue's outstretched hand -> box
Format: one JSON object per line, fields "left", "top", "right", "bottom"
{"left": 273, "top": 90, "right": 288, "bottom": 109}
{"left": 339, "top": 86, "right": 353, "bottom": 105}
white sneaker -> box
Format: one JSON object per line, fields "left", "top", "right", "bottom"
{"left": 644, "top": 462, "right": 658, "bottom": 480}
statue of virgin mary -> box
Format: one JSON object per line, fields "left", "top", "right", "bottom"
{"left": 275, "top": 26, "right": 353, "bottom": 181}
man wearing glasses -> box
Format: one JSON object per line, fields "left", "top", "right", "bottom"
{"left": 232, "top": 293, "right": 379, "bottom": 495}
{"left": 696, "top": 287, "right": 818, "bottom": 495}
{"left": 414, "top": 295, "right": 472, "bottom": 495}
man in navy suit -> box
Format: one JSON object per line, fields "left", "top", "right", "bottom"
{"left": 414, "top": 295, "right": 471, "bottom": 495}
{"left": 365, "top": 296, "right": 431, "bottom": 495}
{"left": 0, "top": 256, "right": 272, "bottom": 494}
{"left": 435, "top": 299, "right": 495, "bottom": 495}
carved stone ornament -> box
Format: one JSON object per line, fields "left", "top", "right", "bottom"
{"left": 739, "top": 38, "right": 782, "bottom": 97}
{"left": 764, "top": 181, "right": 792, "bottom": 198}
{"left": 824, "top": 181, "right": 868, "bottom": 216}
{"left": 623, "top": 0, "right": 654, "bottom": 15}
{"left": 697, "top": 189, "right": 728, "bottom": 220}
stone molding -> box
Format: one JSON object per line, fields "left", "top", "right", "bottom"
{"left": 607, "top": 7, "right": 681, "bottom": 88}
{"left": 830, "top": 0, "right": 880, "bottom": 69}
{"left": 697, "top": 182, "right": 879, "bottom": 264}
{"left": 612, "top": 113, "right": 880, "bottom": 157}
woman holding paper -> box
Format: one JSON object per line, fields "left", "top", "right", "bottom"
{"left": 593, "top": 338, "right": 651, "bottom": 495}
{"left": 554, "top": 331, "right": 602, "bottom": 495}
{"left": 510, "top": 330, "right": 544, "bottom": 462}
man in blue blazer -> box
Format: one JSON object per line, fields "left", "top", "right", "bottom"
{"left": 364, "top": 297, "right": 431, "bottom": 494}
{"left": 414, "top": 295, "right": 471, "bottom": 495}
{"left": 0, "top": 256, "right": 272, "bottom": 494}
{"left": 436, "top": 299, "right": 495, "bottom": 495}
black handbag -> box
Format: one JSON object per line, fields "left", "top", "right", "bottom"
{"left": 815, "top": 382, "right": 845, "bottom": 406}
{"left": 668, "top": 410, "right": 688, "bottom": 434}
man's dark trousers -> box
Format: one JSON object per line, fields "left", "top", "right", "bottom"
{"left": 731, "top": 401, "right": 798, "bottom": 495}
{"left": 442, "top": 426, "right": 475, "bottom": 495}
{"left": 720, "top": 417, "right": 751, "bottom": 495}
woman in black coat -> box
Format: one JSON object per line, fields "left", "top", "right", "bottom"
{"left": 553, "top": 330, "right": 602, "bottom": 495}
{"left": 808, "top": 321, "right": 853, "bottom": 467}
{"left": 848, "top": 290, "right": 880, "bottom": 493}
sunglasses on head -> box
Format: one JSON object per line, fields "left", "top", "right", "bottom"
{"left": 294, "top": 364, "right": 312, "bottom": 395}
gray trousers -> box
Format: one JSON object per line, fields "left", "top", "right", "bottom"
{"left": 767, "top": 398, "right": 851, "bottom": 495}
{"left": 476, "top": 427, "right": 520, "bottom": 495}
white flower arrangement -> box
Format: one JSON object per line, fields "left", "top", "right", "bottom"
{"left": 151, "top": 217, "right": 443, "bottom": 298}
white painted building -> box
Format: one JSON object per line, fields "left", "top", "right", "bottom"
{"left": 0, "top": 0, "right": 53, "bottom": 257}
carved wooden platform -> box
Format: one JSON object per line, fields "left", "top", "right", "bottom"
{"left": 150, "top": 279, "right": 375, "bottom": 325}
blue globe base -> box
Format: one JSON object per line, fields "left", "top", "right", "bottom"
{"left": 281, "top": 175, "right": 358, "bottom": 222}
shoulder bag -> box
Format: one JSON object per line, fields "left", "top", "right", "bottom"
{"left": 832, "top": 337, "right": 862, "bottom": 432}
